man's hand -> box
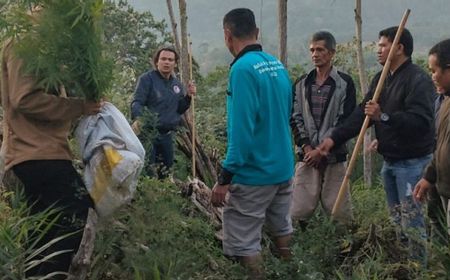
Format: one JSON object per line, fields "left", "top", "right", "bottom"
{"left": 413, "top": 178, "right": 432, "bottom": 202}
{"left": 304, "top": 149, "right": 322, "bottom": 168}
{"left": 131, "top": 120, "right": 142, "bottom": 135}
{"left": 187, "top": 80, "right": 196, "bottom": 97}
{"left": 364, "top": 100, "right": 381, "bottom": 121}
{"left": 83, "top": 100, "right": 103, "bottom": 115}
{"left": 316, "top": 137, "right": 334, "bottom": 157}
{"left": 211, "top": 182, "right": 229, "bottom": 207}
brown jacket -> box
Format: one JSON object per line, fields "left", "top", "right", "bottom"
{"left": 1, "top": 39, "right": 85, "bottom": 170}
{"left": 424, "top": 95, "right": 450, "bottom": 199}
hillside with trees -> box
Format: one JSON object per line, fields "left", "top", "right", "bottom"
{"left": 131, "top": 0, "right": 449, "bottom": 73}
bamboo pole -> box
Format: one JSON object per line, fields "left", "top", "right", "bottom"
{"left": 331, "top": 9, "right": 411, "bottom": 219}
{"left": 189, "top": 35, "right": 196, "bottom": 178}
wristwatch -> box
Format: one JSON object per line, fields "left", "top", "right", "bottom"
{"left": 380, "top": 112, "right": 390, "bottom": 123}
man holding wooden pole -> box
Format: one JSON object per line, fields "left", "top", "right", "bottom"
{"left": 318, "top": 26, "right": 435, "bottom": 263}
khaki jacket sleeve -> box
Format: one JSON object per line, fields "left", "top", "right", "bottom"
{"left": 423, "top": 156, "right": 437, "bottom": 184}
{"left": 5, "top": 45, "right": 84, "bottom": 121}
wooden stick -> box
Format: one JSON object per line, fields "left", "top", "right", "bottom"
{"left": 331, "top": 9, "right": 411, "bottom": 220}
{"left": 188, "top": 35, "right": 196, "bottom": 178}
{"left": 67, "top": 208, "right": 97, "bottom": 280}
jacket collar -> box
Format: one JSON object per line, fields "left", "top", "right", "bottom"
{"left": 391, "top": 58, "right": 412, "bottom": 76}
{"left": 305, "top": 66, "right": 339, "bottom": 86}
{"left": 154, "top": 69, "right": 174, "bottom": 81}
{"left": 230, "top": 44, "right": 263, "bottom": 67}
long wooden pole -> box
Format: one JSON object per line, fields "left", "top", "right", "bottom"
{"left": 189, "top": 35, "right": 196, "bottom": 178}
{"left": 331, "top": 9, "right": 411, "bottom": 219}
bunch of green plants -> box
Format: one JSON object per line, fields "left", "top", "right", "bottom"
{"left": 5, "top": 0, "right": 112, "bottom": 101}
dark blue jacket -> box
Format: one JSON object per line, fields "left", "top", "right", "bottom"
{"left": 131, "top": 70, "right": 191, "bottom": 132}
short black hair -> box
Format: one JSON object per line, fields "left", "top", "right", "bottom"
{"left": 310, "top": 31, "right": 336, "bottom": 51}
{"left": 153, "top": 46, "right": 179, "bottom": 66}
{"left": 429, "top": 39, "right": 450, "bottom": 70}
{"left": 379, "top": 26, "right": 413, "bottom": 57}
{"left": 223, "top": 8, "right": 257, "bottom": 39}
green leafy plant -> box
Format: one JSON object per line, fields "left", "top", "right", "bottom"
{"left": 8, "top": 0, "right": 112, "bottom": 101}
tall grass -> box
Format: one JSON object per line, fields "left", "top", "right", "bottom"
{"left": 3, "top": 177, "right": 450, "bottom": 279}
{"left": 0, "top": 189, "right": 74, "bottom": 279}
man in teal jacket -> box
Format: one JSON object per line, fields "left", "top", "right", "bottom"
{"left": 211, "top": 8, "right": 294, "bottom": 278}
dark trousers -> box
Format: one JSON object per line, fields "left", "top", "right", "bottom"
{"left": 13, "top": 160, "right": 93, "bottom": 279}
{"left": 149, "top": 132, "right": 174, "bottom": 179}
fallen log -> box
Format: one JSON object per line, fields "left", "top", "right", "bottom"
{"left": 178, "top": 178, "right": 223, "bottom": 240}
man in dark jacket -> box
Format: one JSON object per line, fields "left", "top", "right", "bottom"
{"left": 318, "top": 26, "right": 435, "bottom": 263}
{"left": 290, "top": 31, "right": 356, "bottom": 226}
{"left": 131, "top": 46, "right": 195, "bottom": 179}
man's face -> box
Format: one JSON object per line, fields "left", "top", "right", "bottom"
{"left": 429, "top": 54, "right": 450, "bottom": 92}
{"left": 377, "top": 36, "right": 392, "bottom": 66}
{"left": 309, "top": 40, "right": 334, "bottom": 68}
{"left": 156, "top": 50, "right": 176, "bottom": 75}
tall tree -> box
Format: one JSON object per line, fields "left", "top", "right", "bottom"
{"left": 103, "top": 0, "right": 169, "bottom": 77}
{"left": 278, "top": 0, "right": 287, "bottom": 66}
{"left": 178, "top": 0, "right": 189, "bottom": 87}
{"left": 176, "top": 0, "right": 216, "bottom": 184}
{"left": 166, "top": 0, "right": 181, "bottom": 58}
{"left": 354, "top": 0, "right": 372, "bottom": 187}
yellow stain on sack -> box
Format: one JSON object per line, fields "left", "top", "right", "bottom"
{"left": 90, "top": 146, "right": 123, "bottom": 203}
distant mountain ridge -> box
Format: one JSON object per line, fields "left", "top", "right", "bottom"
{"left": 130, "top": 0, "right": 449, "bottom": 73}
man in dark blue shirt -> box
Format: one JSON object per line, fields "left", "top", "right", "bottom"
{"left": 131, "top": 46, "right": 195, "bottom": 179}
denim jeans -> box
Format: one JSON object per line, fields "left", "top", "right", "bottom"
{"left": 381, "top": 154, "right": 432, "bottom": 263}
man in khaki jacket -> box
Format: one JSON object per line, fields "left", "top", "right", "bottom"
{"left": 290, "top": 31, "right": 356, "bottom": 227}
{"left": 1, "top": 38, "right": 102, "bottom": 278}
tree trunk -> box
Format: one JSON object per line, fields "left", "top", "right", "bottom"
{"left": 177, "top": 0, "right": 216, "bottom": 184}
{"left": 166, "top": 0, "right": 181, "bottom": 55}
{"left": 178, "top": 0, "right": 189, "bottom": 87}
{"left": 278, "top": 0, "right": 288, "bottom": 66}
{"left": 355, "top": 0, "right": 372, "bottom": 187}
